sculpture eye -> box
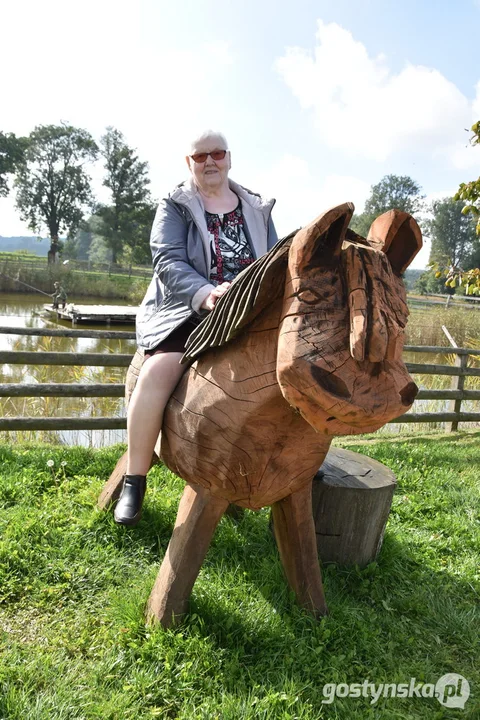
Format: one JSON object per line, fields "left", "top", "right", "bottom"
{"left": 296, "top": 288, "right": 322, "bottom": 305}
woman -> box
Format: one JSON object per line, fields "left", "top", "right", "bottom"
{"left": 114, "top": 130, "right": 277, "bottom": 525}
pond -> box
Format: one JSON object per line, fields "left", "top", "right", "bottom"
{"left": 0, "top": 292, "right": 137, "bottom": 447}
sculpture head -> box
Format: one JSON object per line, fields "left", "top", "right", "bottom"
{"left": 277, "top": 203, "right": 422, "bottom": 435}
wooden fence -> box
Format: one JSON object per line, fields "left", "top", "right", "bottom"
{"left": 1, "top": 326, "right": 479, "bottom": 432}
{"left": 410, "top": 292, "right": 480, "bottom": 306}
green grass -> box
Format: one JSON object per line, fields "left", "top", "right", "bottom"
{"left": 0, "top": 251, "right": 151, "bottom": 277}
{"left": 0, "top": 436, "right": 479, "bottom": 719}
{"left": 0, "top": 252, "right": 45, "bottom": 263}
{"left": 406, "top": 306, "right": 480, "bottom": 348}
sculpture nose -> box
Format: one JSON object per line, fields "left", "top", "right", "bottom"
{"left": 400, "top": 381, "right": 418, "bottom": 406}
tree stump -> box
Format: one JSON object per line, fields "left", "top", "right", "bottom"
{"left": 312, "top": 447, "right": 396, "bottom": 567}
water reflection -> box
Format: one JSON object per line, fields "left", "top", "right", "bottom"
{"left": 0, "top": 293, "right": 137, "bottom": 447}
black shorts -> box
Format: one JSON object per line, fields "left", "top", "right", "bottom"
{"left": 144, "top": 320, "right": 199, "bottom": 358}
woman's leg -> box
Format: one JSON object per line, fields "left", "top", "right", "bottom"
{"left": 127, "top": 351, "right": 186, "bottom": 474}
{"left": 114, "top": 351, "right": 186, "bottom": 525}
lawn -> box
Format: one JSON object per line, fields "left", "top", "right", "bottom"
{"left": 0, "top": 434, "right": 478, "bottom": 719}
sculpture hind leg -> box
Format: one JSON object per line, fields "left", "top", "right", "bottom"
{"left": 272, "top": 481, "right": 328, "bottom": 616}
{"left": 146, "top": 483, "right": 229, "bottom": 627}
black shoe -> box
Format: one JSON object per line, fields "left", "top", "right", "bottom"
{"left": 114, "top": 475, "right": 146, "bottom": 526}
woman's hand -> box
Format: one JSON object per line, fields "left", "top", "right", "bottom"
{"left": 200, "top": 281, "right": 231, "bottom": 311}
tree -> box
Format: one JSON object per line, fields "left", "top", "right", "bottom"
{"left": 62, "top": 221, "right": 93, "bottom": 260}
{"left": 441, "top": 120, "right": 480, "bottom": 295}
{"left": 455, "top": 121, "right": 480, "bottom": 234}
{"left": 417, "top": 197, "right": 480, "bottom": 296}
{"left": 122, "top": 199, "right": 157, "bottom": 265}
{"left": 95, "top": 127, "right": 152, "bottom": 264}
{"left": 350, "top": 174, "right": 425, "bottom": 237}
{"left": 426, "top": 197, "right": 479, "bottom": 268}
{"left": 88, "top": 232, "right": 112, "bottom": 264}
{"left": 14, "top": 123, "right": 98, "bottom": 261}
{"left": 364, "top": 174, "right": 425, "bottom": 216}
{"left": 414, "top": 267, "right": 449, "bottom": 295}
{"left": 0, "top": 131, "right": 28, "bottom": 197}
{"left": 349, "top": 212, "right": 375, "bottom": 238}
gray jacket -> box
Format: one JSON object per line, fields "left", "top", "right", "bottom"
{"left": 136, "top": 177, "right": 277, "bottom": 350}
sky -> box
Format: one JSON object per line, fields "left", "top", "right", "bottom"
{"left": 1, "top": 0, "right": 479, "bottom": 268}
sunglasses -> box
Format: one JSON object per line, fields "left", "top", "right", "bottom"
{"left": 190, "top": 150, "right": 228, "bottom": 163}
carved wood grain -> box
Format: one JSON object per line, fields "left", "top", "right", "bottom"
{"left": 146, "top": 483, "right": 229, "bottom": 627}
{"left": 272, "top": 481, "right": 328, "bottom": 616}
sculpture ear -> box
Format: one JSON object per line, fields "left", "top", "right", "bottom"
{"left": 367, "top": 210, "right": 422, "bottom": 274}
{"left": 289, "top": 202, "right": 354, "bottom": 274}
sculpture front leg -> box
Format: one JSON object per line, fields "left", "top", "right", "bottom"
{"left": 97, "top": 450, "right": 158, "bottom": 510}
{"left": 272, "top": 481, "right": 328, "bottom": 616}
{"left": 146, "top": 483, "right": 229, "bottom": 627}
{"left": 97, "top": 450, "right": 129, "bottom": 509}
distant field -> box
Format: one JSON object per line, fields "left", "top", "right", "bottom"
{"left": 406, "top": 305, "right": 480, "bottom": 347}
{"left": 0, "top": 255, "right": 149, "bottom": 302}
{"left": 0, "top": 251, "right": 151, "bottom": 276}
{"left": 0, "top": 251, "right": 45, "bottom": 263}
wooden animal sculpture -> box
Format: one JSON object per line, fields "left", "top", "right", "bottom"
{"left": 100, "top": 202, "right": 422, "bottom": 627}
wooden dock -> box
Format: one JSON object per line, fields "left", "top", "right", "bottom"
{"left": 43, "top": 304, "right": 138, "bottom": 325}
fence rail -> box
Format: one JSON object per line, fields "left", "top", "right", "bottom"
{"left": 0, "top": 417, "right": 127, "bottom": 431}
{"left": 414, "top": 292, "right": 480, "bottom": 305}
{"left": 408, "top": 293, "right": 480, "bottom": 308}
{"left": 1, "top": 327, "right": 479, "bottom": 432}
{"left": 0, "top": 351, "right": 132, "bottom": 367}
{"left": 0, "top": 326, "right": 136, "bottom": 340}
{"left": 2, "top": 383, "right": 480, "bottom": 402}
{"left": 0, "top": 383, "right": 125, "bottom": 398}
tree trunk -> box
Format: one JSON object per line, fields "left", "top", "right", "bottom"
{"left": 48, "top": 235, "right": 59, "bottom": 264}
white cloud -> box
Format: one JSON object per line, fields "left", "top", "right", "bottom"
{"left": 406, "top": 238, "right": 429, "bottom": 271}
{"left": 444, "top": 141, "right": 480, "bottom": 170}
{"left": 250, "top": 154, "right": 371, "bottom": 237}
{"left": 441, "top": 81, "right": 480, "bottom": 169}
{"left": 250, "top": 153, "right": 431, "bottom": 269}
{"left": 0, "top": 199, "right": 32, "bottom": 237}
{"left": 2, "top": 1, "right": 234, "bottom": 192}
{"left": 473, "top": 80, "right": 480, "bottom": 118}
{"left": 1, "top": 0, "right": 235, "bottom": 234}
{"left": 276, "top": 20, "right": 479, "bottom": 164}
{"left": 424, "top": 189, "right": 457, "bottom": 204}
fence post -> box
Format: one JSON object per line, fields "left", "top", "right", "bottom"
{"left": 442, "top": 326, "right": 466, "bottom": 432}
